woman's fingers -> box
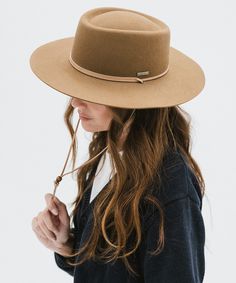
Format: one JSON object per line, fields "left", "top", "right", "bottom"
{"left": 45, "top": 193, "right": 70, "bottom": 226}
{"left": 32, "top": 217, "right": 53, "bottom": 248}
{"left": 44, "top": 193, "right": 58, "bottom": 215}
{"left": 43, "top": 208, "right": 60, "bottom": 234}
{"left": 32, "top": 217, "right": 48, "bottom": 240}
{"left": 32, "top": 195, "right": 71, "bottom": 252}
{"left": 52, "top": 197, "right": 70, "bottom": 225}
{"left": 37, "top": 211, "right": 57, "bottom": 241}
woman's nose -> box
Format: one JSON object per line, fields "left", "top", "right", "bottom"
{"left": 71, "top": 98, "right": 86, "bottom": 108}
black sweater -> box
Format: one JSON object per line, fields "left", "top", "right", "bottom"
{"left": 54, "top": 151, "right": 205, "bottom": 282}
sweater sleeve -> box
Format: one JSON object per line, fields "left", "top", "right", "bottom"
{"left": 140, "top": 196, "right": 205, "bottom": 283}
{"left": 54, "top": 227, "right": 77, "bottom": 277}
{"left": 54, "top": 252, "right": 75, "bottom": 277}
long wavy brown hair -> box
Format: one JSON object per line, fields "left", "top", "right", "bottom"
{"left": 62, "top": 97, "right": 205, "bottom": 278}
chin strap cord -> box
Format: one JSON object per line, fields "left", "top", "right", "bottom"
{"left": 52, "top": 109, "right": 135, "bottom": 199}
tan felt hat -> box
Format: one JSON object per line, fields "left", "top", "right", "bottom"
{"left": 29, "top": 6, "right": 205, "bottom": 109}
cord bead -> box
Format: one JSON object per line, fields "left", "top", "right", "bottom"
{"left": 54, "top": 175, "right": 62, "bottom": 185}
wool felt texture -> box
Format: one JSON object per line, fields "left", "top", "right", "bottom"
{"left": 29, "top": 7, "right": 205, "bottom": 109}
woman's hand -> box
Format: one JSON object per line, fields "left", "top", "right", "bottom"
{"left": 31, "top": 193, "right": 73, "bottom": 255}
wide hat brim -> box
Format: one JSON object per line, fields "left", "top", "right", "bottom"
{"left": 30, "top": 37, "right": 205, "bottom": 109}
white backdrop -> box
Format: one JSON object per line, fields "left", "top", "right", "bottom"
{"left": 0, "top": 0, "right": 235, "bottom": 282}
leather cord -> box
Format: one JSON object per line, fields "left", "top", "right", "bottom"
{"left": 52, "top": 109, "right": 135, "bottom": 199}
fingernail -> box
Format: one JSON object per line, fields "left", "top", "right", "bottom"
{"left": 52, "top": 209, "right": 58, "bottom": 215}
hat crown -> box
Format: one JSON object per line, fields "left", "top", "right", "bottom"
{"left": 71, "top": 7, "right": 170, "bottom": 78}
{"left": 89, "top": 10, "right": 160, "bottom": 31}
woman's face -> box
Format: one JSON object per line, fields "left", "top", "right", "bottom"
{"left": 71, "top": 98, "right": 114, "bottom": 132}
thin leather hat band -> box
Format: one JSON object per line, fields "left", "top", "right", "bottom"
{"left": 69, "top": 54, "right": 169, "bottom": 84}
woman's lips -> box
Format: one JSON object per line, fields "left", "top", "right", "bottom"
{"left": 80, "top": 116, "right": 92, "bottom": 120}
{"left": 78, "top": 112, "right": 92, "bottom": 119}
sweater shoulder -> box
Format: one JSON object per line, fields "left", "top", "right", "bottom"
{"left": 142, "top": 150, "right": 202, "bottom": 216}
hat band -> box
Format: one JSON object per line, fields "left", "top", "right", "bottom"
{"left": 69, "top": 54, "right": 169, "bottom": 84}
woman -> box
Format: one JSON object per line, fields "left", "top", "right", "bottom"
{"left": 30, "top": 6, "right": 206, "bottom": 283}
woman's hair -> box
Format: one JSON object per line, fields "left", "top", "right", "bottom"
{"left": 63, "top": 97, "right": 205, "bottom": 278}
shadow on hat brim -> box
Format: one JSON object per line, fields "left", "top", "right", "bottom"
{"left": 29, "top": 37, "right": 205, "bottom": 109}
